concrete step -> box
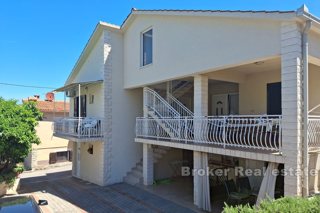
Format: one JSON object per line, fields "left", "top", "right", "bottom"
{"left": 136, "top": 164, "right": 143, "bottom": 172}
{"left": 124, "top": 175, "right": 141, "bottom": 185}
{"left": 131, "top": 168, "right": 142, "bottom": 177}
{"left": 128, "top": 170, "right": 142, "bottom": 179}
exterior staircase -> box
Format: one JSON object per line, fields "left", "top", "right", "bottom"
{"left": 124, "top": 87, "right": 193, "bottom": 185}
{"left": 172, "top": 80, "right": 193, "bottom": 99}
{"left": 123, "top": 145, "right": 171, "bottom": 185}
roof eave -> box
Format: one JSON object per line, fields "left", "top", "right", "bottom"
{"left": 65, "top": 22, "right": 121, "bottom": 86}
{"left": 121, "top": 9, "right": 297, "bottom": 30}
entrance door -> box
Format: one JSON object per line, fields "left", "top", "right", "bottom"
{"left": 212, "top": 94, "right": 239, "bottom": 116}
{"left": 74, "top": 95, "right": 87, "bottom": 117}
{"left": 267, "top": 82, "right": 282, "bottom": 115}
{"left": 212, "top": 94, "right": 229, "bottom": 116}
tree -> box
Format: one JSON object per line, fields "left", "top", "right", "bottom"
{"left": 0, "top": 98, "right": 42, "bottom": 174}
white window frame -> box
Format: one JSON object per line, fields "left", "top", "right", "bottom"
{"left": 140, "top": 27, "right": 153, "bottom": 67}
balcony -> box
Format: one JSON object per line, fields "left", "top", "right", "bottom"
{"left": 136, "top": 115, "right": 282, "bottom": 153}
{"left": 53, "top": 117, "right": 104, "bottom": 142}
{"left": 308, "top": 116, "right": 320, "bottom": 152}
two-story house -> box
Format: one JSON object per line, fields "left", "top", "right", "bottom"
{"left": 53, "top": 5, "right": 320, "bottom": 211}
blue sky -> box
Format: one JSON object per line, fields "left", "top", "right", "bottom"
{"left": 0, "top": 0, "right": 319, "bottom": 101}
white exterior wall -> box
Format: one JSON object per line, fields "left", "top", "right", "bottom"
{"left": 80, "top": 141, "right": 104, "bottom": 185}
{"left": 102, "top": 30, "right": 143, "bottom": 185}
{"left": 310, "top": 31, "right": 320, "bottom": 60}
{"left": 69, "top": 84, "right": 104, "bottom": 118}
{"left": 70, "top": 34, "right": 104, "bottom": 83}
{"left": 124, "top": 15, "right": 282, "bottom": 88}
{"left": 66, "top": 33, "right": 106, "bottom": 184}
{"left": 239, "top": 70, "right": 281, "bottom": 114}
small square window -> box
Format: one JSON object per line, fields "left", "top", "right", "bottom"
{"left": 89, "top": 94, "right": 94, "bottom": 104}
{"left": 141, "top": 29, "right": 153, "bottom": 66}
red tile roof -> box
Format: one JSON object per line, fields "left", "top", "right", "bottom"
{"left": 35, "top": 101, "right": 70, "bottom": 113}
{"left": 23, "top": 98, "right": 69, "bottom": 113}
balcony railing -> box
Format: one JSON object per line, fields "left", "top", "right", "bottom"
{"left": 308, "top": 116, "right": 320, "bottom": 151}
{"left": 136, "top": 115, "right": 282, "bottom": 152}
{"left": 54, "top": 117, "right": 103, "bottom": 140}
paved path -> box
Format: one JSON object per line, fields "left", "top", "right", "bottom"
{"left": 18, "top": 166, "right": 196, "bottom": 213}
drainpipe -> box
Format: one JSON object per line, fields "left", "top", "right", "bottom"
{"left": 302, "top": 19, "right": 312, "bottom": 197}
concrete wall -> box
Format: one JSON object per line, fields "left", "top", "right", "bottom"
{"left": 239, "top": 70, "right": 280, "bottom": 114}
{"left": 35, "top": 121, "right": 72, "bottom": 161}
{"left": 124, "top": 15, "right": 282, "bottom": 88}
{"left": 80, "top": 142, "right": 104, "bottom": 185}
{"left": 103, "top": 29, "right": 143, "bottom": 184}
{"left": 42, "top": 112, "right": 66, "bottom": 121}
{"left": 25, "top": 121, "right": 71, "bottom": 169}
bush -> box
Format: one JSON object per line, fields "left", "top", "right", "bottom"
{"left": 223, "top": 196, "right": 320, "bottom": 213}
{"left": 0, "top": 98, "right": 42, "bottom": 173}
{"left": 0, "top": 166, "right": 23, "bottom": 187}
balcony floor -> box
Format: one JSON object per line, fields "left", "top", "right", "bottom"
{"left": 53, "top": 133, "right": 104, "bottom": 142}
{"left": 135, "top": 137, "right": 284, "bottom": 163}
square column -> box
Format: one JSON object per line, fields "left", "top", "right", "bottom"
{"left": 194, "top": 75, "right": 208, "bottom": 117}
{"left": 193, "top": 151, "right": 202, "bottom": 206}
{"left": 193, "top": 151, "right": 211, "bottom": 211}
{"left": 281, "top": 21, "right": 303, "bottom": 196}
{"left": 143, "top": 144, "right": 154, "bottom": 185}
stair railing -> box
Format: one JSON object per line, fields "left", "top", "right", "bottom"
{"left": 167, "top": 93, "right": 193, "bottom": 117}
{"left": 144, "top": 87, "right": 180, "bottom": 118}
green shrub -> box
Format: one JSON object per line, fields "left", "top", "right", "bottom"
{"left": 13, "top": 164, "right": 24, "bottom": 174}
{"left": 0, "top": 165, "right": 24, "bottom": 187}
{"left": 223, "top": 196, "right": 320, "bottom": 213}
{"left": 0, "top": 171, "right": 16, "bottom": 187}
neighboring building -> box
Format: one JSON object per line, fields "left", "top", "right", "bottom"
{"left": 24, "top": 95, "right": 72, "bottom": 170}
{"left": 53, "top": 5, "right": 320, "bottom": 211}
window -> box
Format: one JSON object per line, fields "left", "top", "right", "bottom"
{"left": 89, "top": 94, "right": 94, "bottom": 104}
{"left": 142, "top": 29, "right": 153, "bottom": 66}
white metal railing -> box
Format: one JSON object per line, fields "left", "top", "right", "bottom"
{"left": 308, "top": 116, "right": 320, "bottom": 149}
{"left": 167, "top": 93, "right": 194, "bottom": 117}
{"left": 54, "top": 117, "right": 103, "bottom": 138}
{"left": 136, "top": 115, "right": 282, "bottom": 152}
{"left": 144, "top": 87, "right": 180, "bottom": 118}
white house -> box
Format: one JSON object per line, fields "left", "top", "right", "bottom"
{"left": 53, "top": 5, "right": 320, "bottom": 211}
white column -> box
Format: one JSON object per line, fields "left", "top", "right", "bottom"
{"left": 143, "top": 144, "right": 154, "bottom": 185}
{"left": 193, "top": 151, "right": 202, "bottom": 206}
{"left": 193, "top": 151, "right": 211, "bottom": 211}
{"left": 193, "top": 75, "right": 210, "bottom": 210}
{"left": 281, "top": 22, "right": 303, "bottom": 196}
{"left": 308, "top": 152, "right": 320, "bottom": 193}
{"left": 76, "top": 142, "right": 81, "bottom": 178}
{"left": 194, "top": 75, "right": 208, "bottom": 117}
{"left": 166, "top": 81, "right": 172, "bottom": 101}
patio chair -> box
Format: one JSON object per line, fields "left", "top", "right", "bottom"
{"left": 223, "top": 179, "right": 251, "bottom": 205}
{"left": 81, "top": 118, "right": 99, "bottom": 137}
{"left": 237, "top": 176, "right": 258, "bottom": 196}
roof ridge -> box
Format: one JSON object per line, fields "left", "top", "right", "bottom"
{"left": 132, "top": 9, "right": 296, "bottom": 13}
